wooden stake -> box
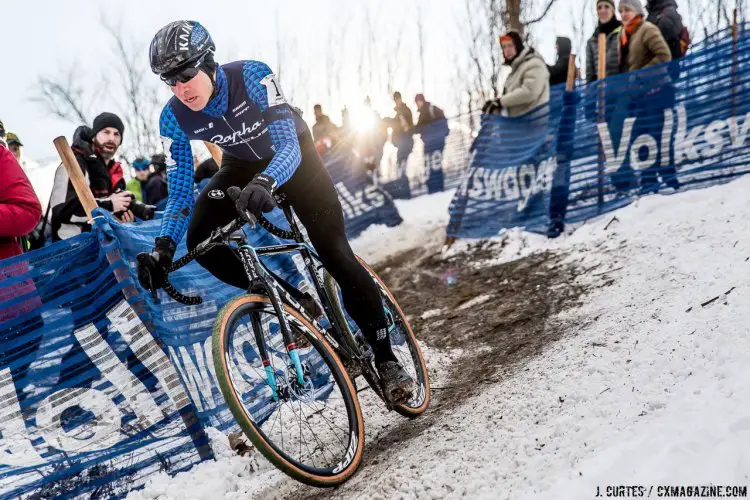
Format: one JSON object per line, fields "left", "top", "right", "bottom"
{"left": 597, "top": 33, "right": 607, "bottom": 81}
{"left": 733, "top": 8, "right": 739, "bottom": 118}
{"left": 54, "top": 136, "right": 98, "bottom": 219}
{"left": 204, "top": 141, "right": 223, "bottom": 166}
{"left": 565, "top": 54, "right": 577, "bottom": 92}
{"left": 596, "top": 33, "right": 607, "bottom": 213}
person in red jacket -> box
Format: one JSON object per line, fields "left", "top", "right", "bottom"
{"left": 0, "top": 142, "right": 42, "bottom": 260}
{"left": 0, "top": 141, "right": 43, "bottom": 394}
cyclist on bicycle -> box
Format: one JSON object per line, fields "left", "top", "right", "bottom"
{"left": 136, "top": 20, "right": 413, "bottom": 401}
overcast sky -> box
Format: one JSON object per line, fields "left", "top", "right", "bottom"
{"left": 1, "top": 0, "right": 703, "bottom": 162}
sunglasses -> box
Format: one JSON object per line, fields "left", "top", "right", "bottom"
{"left": 160, "top": 65, "right": 201, "bottom": 87}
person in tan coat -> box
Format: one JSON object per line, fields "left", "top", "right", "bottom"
{"left": 618, "top": 0, "right": 679, "bottom": 194}
{"left": 618, "top": 0, "right": 671, "bottom": 72}
{"left": 498, "top": 31, "right": 550, "bottom": 118}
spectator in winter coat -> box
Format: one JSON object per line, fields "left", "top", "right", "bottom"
{"left": 0, "top": 143, "right": 42, "bottom": 261}
{"left": 390, "top": 91, "right": 415, "bottom": 184}
{"left": 618, "top": 0, "right": 671, "bottom": 73}
{"left": 50, "top": 113, "right": 136, "bottom": 241}
{"left": 586, "top": 0, "right": 624, "bottom": 83}
{"left": 143, "top": 153, "right": 169, "bottom": 210}
{"left": 0, "top": 143, "right": 43, "bottom": 387}
{"left": 619, "top": 0, "right": 678, "bottom": 194}
{"left": 391, "top": 92, "right": 414, "bottom": 136}
{"left": 414, "top": 94, "right": 447, "bottom": 128}
{"left": 497, "top": 31, "right": 551, "bottom": 118}
{"left": 646, "top": 0, "right": 686, "bottom": 60}
{"left": 312, "top": 104, "right": 339, "bottom": 144}
{"left": 548, "top": 37, "right": 574, "bottom": 86}
{"left": 0, "top": 120, "right": 5, "bottom": 147}
{"left": 127, "top": 157, "right": 150, "bottom": 202}
{"left": 6, "top": 133, "right": 24, "bottom": 164}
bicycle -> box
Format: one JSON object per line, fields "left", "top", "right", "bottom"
{"left": 148, "top": 186, "right": 430, "bottom": 486}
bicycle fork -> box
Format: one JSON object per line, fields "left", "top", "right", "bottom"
{"left": 238, "top": 245, "right": 306, "bottom": 399}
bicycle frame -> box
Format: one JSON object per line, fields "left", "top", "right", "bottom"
{"left": 161, "top": 198, "right": 371, "bottom": 399}
{"left": 243, "top": 204, "right": 366, "bottom": 364}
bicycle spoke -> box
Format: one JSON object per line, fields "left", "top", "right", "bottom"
{"left": 298, "top": 398, "right": 340, "bottom": 467}
{"left": 300, "top": 398, "right": 349, "bottom": 449}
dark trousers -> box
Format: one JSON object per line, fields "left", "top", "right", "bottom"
{"left": 188, "top": 131, "right": 394, "bottom": 361}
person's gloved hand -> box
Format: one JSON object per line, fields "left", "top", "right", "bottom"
{"left": 136, "top": 237, "right": 176, "bottom": 297}
{"left": 481, "top": 99, "right": 503, "bottom": 115}
{"left": 237, "top": 173, "right": 277, "bottom": 217}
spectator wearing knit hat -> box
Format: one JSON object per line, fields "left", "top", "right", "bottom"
{"left": 618, "top": 0, "right": 671, "bottom": 73}
{"left": 50, "top": 113, "right": 136, "bottom": 240}
{"left": 586, "top": 0, "right": 624, "bottom": 83}
{"left": 618, "top": 0, "right": 678, "bottom": 194}
{"left": 496, "top": 31, "right": 550, "bottom": 118}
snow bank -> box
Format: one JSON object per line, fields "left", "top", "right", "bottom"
{"left": 129, "top": 178, "right": 750, "bottom": 498}
{"left": 351, "top": 189, "right": 455, "bottom": 264}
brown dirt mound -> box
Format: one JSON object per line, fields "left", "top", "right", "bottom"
{"left": 275, "top": 241, "right": 607, "bottom": 499}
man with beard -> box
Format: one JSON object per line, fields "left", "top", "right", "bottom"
{"left": 51, "top": 113, "right": 136, "bottom": 240}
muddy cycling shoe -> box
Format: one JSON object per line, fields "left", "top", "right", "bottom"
{"left": 376, "top": 361, "right": 414, "bottom": 403}
{"left": 343, "top": 358, "right": 363, "bottom": 380}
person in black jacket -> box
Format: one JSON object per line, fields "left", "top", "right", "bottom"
{"left": 143, "top": 153, "right": 169, "bottom": 209}
{"left": 548, "top": 37, "right": 574, "bottom": 86}
{"left": 414, "top": 94, "right": 446, "bottom": 128}
{"left": 50, "top": 113, "right": 151, "bottom": 240}
{"left": 646, "top": 0, "right": 685, "bottom": 61}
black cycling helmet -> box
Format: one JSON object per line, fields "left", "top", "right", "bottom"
{"left": 149, "top": 21, "right": 215, "bottom": 77}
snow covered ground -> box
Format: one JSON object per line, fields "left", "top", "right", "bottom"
{"left": 128, "top": 179, "right": 750, "bottom": 499}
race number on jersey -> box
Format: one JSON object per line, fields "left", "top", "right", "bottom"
{"left": 261, "top": 74, "right": 287, "bottom": 107}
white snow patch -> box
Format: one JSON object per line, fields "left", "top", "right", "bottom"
{"left": 351, "top": 189, "right": 455, "bottom": 264}
{"left": 420, "top": 308, "right": 443, "bottom": 320}
{"left": 131, "top": 176, "right": 750, "bottom": 498}
{"left": 457, "top": 293, "right": 493, "bottom": 311}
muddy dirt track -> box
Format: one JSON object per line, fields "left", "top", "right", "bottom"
{"left": 265, "top": 241, "right": 611, "bottom": 500}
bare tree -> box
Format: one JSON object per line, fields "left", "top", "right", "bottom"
{"left": 415, "top": 0, "right": 427, "bottom": 92}
{"left": 569, "top": 0, "right": 593, "bottom": 75}
{"left": 32, "top": 65, "right": 95, "bottom": 125}
{"left": 33, "top": 13, "right": 164, "bottom": 161}
{"left": 101, "top": 16, "right": 162, "bottom": 159}
{"left": 686, "top": 0, "right": 734, "bottom": 38}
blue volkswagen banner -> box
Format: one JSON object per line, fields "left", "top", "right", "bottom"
{"left": 417, "top": 119, "right": 451, "bottom": 194}
{"left": 0, "top": 208, "right": 315, "bottom": 498}
{"left": 322, "top": 143, "right": 403, "bottom": 238}
{"left": 0, "top": 225, "right": 212, "bottom": 498}
{"left": 448, "top": 26, "right": 750, "bottom": 239}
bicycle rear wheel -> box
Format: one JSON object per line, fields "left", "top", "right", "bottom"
{"left": 323, "top": 257, "right": 431, "bottom": 418}
{"left": 212, "top": 294, "right": 364, "bottom": 486}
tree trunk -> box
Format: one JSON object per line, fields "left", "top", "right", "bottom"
{"left": 506, "top": 0, "right": 523, "bottom": 34}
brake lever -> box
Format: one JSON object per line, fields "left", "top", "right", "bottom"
{"left": 147, "top": 272, "right": 159, "bottom": 303}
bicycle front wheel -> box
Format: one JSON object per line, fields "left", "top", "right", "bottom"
{"left": 212, "top": 294, "right": 365, "bottom": 487}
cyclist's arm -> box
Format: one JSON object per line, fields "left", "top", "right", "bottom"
{"left": 242, "top": 61, "right": 302, "bottom": 189}
{"left": 158, "top": 104, "right": 195, "bottom": 245}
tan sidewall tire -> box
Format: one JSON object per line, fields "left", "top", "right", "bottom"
{"left": 357, "top": 257, "right": 432, "bottom": 417}
{"left": 212, "top": 294, "right": 365, "bottom": 486}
